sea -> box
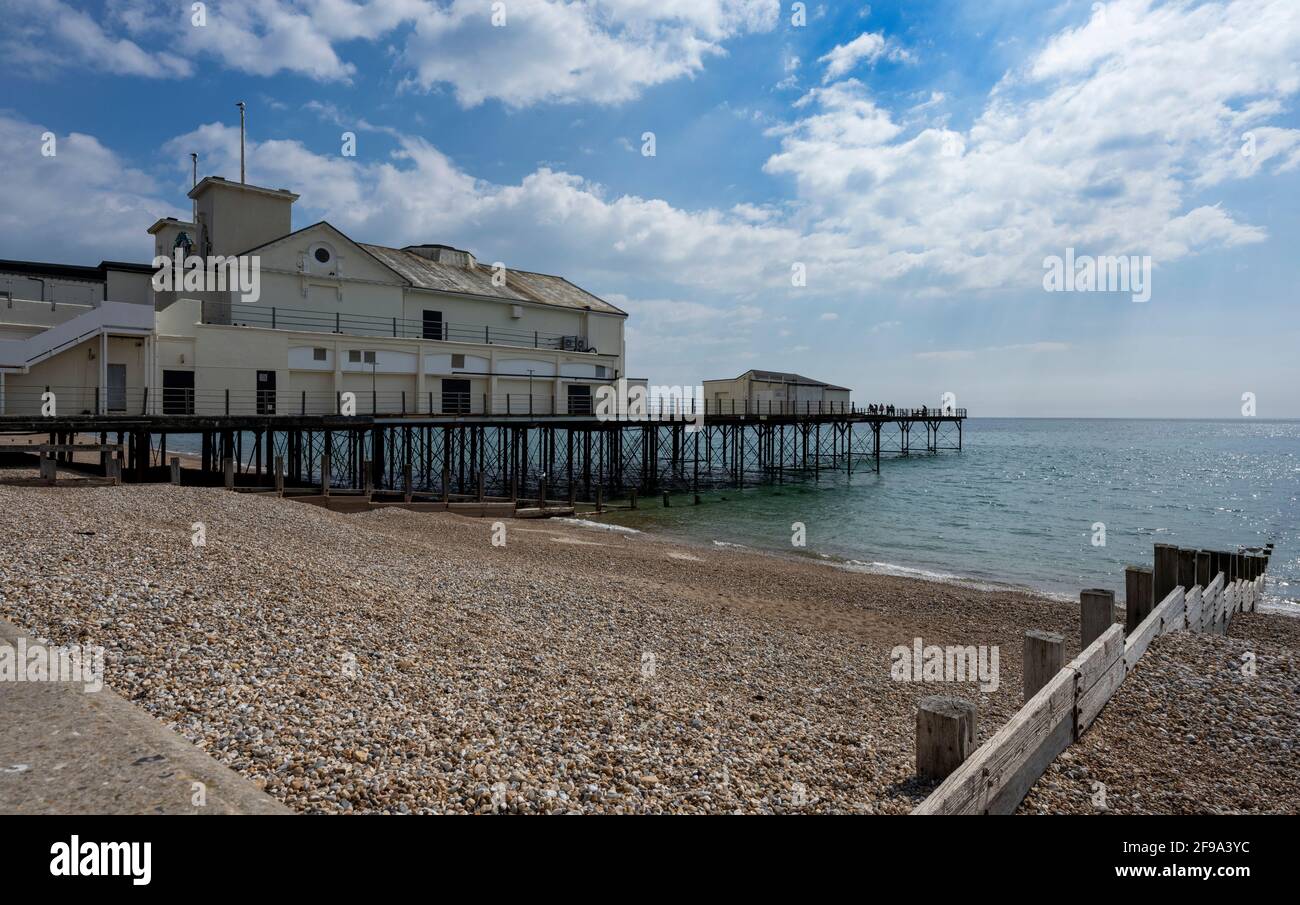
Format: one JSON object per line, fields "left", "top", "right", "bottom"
{"left": 595, "top": 418, "right": 1300, "bottom": 614}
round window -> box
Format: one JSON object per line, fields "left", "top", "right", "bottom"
{"left": 314, "top": 247, "right": 331, "bottom": 264}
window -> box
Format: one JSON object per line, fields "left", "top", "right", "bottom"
{"left": 442, "top": 378, "right": 471, "bottom": 414}
{"left": 348, "top": 350, "right": 361, "bottom": 363}
{"left": 451, "top": 354, "right": 465, "bottom": 369}
{"left": 162, "top": 370, "right": 194, "bottom": 415}
{"left": 314, "top": 247, "right": 331, "bottom": 264}
{"left": 363, "top": 350, "right": 376, "bottom": 364}
{"left": 312, "top": 348, "right": 327, "bottom": 361}
{"left": 595, "top": 366, "right": 608, "bottom": 379}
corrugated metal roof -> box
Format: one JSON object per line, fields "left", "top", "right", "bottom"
{"left": 359, "top": 244, "right": 626, "bottom": 316}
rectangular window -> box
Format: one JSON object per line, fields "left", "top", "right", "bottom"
{"left": 451, "top": 354, "right": 465, "bottom": 369}
{"left": 313, "top": 347, "right": 327, "bottom": 361}
{"left": 363, "top": 350, "right": 376, "bottom": 364}
{"left": 348, "top": 350, "right": 361, "bottom": 363}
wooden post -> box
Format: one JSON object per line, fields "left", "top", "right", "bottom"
{"left": 1195, "top": 550, "right": 1211, "bottom": 588}
{"left": 1177, "top": 547, "right": 1197, "bottom": 593}
{"left": 321, "top": 452, "right": 331, "bottom": 497}
{"left": 595, "top": 486, "right": 603, "bottom": 513}
{"left": 274, "top": 456, "right": 285, "bottom": 496}
{"left": 223, "top": 456, "right": 234, "bottom": 491}
{"left": 1124, "top": 565, "right": 1153, "bottom": 635}
{"left": 477, "top": 471, "right": 485, "bottom": 503}
{"left": 916, "top": 696, "right": 977, "bottom": 781}
{"left": 169, "top": 457, "right": 181, "bottom": 485}
{"left": 1023, "top": 630, "right": 1064, "bottom": 703}
{"left": 403, "top": 463, "right": 413, "bottom": 503}
{"left": 630, "top": 489, "right": 637, "bottom": 509}
{"left": 662, "top": 491, "right": 670, "bottom": 507}
{"left": 363, "top": 459, "right": 373, "bottom": 497}
{"left": 1153, "top": 543, "right": 1180, "bottom": 607}
{"left": 1079, "top": 588, "right": 1115, "bottom": 648}
{"left": 39, "top": 452, "right": 56, "bottom": 485}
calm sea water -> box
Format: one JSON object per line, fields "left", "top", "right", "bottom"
{"left": 598, "top": 419, "right": 1300, "bottom": 613}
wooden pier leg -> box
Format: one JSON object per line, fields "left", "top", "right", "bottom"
{"left": 630, "top": 489, "right": 637, "bottom": 509}
{"left": 1124, "top": 565, "right": 1153, "bottom": 635}
{"left": 1079, "top": 588, "right": 1115, "bottom": 648}
{"left": 403, "top": 463, "right": 413, "bottom": 503}
{"left": 169, "top": 457, "right": 181, "bottom": 485}
{"left": 477, "top": 471, "right": 485, "bottom": 503}
{"left": 223, "top": 456, "right": 234, "bottom": 491}
{"left": 595, "top": 486, "right": 603, "bottom": 513}
{"left": 321, "top": 452, "right": 331, "bottom": 497}
{"left": 1023, "top": 630, "right": 1065, "bottom": 703}
{"left": 662, "top": 491, "right": 670, "bottom": 507}
{"left": 916, "top": 696, "right": 977, "bottom": 781}
{"left": 363, "top": 459, "right": 373, "bottom": 497}
{"left": 274, "top": 456, "right": 285, "bottom": 496}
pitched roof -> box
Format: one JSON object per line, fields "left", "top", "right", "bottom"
{"left": 740, "top": 369, "right": 851, "bottom": 391}
{"left": 359, "top": 244, "right": 626, "bottom": 316}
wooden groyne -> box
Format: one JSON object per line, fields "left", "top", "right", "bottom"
{"left": 912, "top": 542, "right": 1272, "bottom": 815}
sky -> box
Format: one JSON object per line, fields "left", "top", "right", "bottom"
{"left": 1, "top": 0, "right": 1298, "bottom": 417}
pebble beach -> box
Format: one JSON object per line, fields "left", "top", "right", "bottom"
{"left": 2, "top": 479, "right": 1295, "bottom": 814}
{"left": 0, "top": 480, "right": 1079, "bottom": 814}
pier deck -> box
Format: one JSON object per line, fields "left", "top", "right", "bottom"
{"left": 0, "top": 403, "right": 966, "bottom": 500}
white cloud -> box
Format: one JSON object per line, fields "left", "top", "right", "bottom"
{"left": 915, "top": 342, "right": 1069, "bottom": 361}
{"left": 1, "top": 0, "right": 191, "bottom": 78}
{"left": 818, "top": 31, "right": 911, "bottom": 82}
{"left": 819, "top": 312, "right": 839, "bottom": 321}
{"left": 0, "top": 113, "right": 183, "bottom": 261}
{"left": 401, "top": 0, "right": 780, "bottom": 107}
{"left": 5, "top": 1, "right": 779, "bottom": 104}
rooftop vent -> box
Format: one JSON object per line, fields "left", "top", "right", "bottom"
{"left": 404, "top": 244, "right": 477, "bottom": 268}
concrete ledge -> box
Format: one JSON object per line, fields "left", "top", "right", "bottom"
{"left": 0, "top": 619, "right": 290, "bottom": 815}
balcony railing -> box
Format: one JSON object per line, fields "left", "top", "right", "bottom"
{"left": 202, "top": 302, "right": 598, "bottom": 353}
{"left": 0, "top": 385, "right": 966, "bottom": 421}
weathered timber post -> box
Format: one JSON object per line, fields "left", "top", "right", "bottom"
{"left": 1177, "top": 547, "right": 1197, "bottom": 595}
{"left": 662, "top": 491, "right": 670, "bottom": 507}
{"left": 39, "top": 452, "right": 56, "bottom": 485}
{"left": 630, "top": 489, "right": 637, "bottom": 509}
{"left": 403, "top": 463, "right": 413, "bottom": 503}
{"left": 595, "top": 486, "right": 604, "bottom": 513}
{"left": 1024, "top": 630, "right": 1065, "bottom": 702}
{"left": 363, "top": 459, "right": 373, "bottom": 497}
{"left": 1196, "top": 550, "right": 1211, "bottom": 588}
{"left": 477, "top": 471, "right": 485, "bottom": 503}
{"left": 1153, "top": 543, "right": 1180, "bottom": 607}
{"left": 223, "top": 456, "right": 234, "bottom": 491}
{"left": 1124, "top": 565, "right": 1154, "bottom": 635}
{"left": 321, "top": 452, "right": 331, "bottom": 497}
{"left": 274, "top": 456, "right": 285, "bottom": 496}
{"left": 916, "top": 696, "right": 977, "bottom": 781}
{"left": 1079, "top": 588, "right": 1115, "bottom": 648}
{"left": 170, "top": 457, "right": 181, "bottom": 485}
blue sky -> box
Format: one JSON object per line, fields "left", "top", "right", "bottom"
{"left": 2, "top": 0, "right": 1299, "bottom": 416}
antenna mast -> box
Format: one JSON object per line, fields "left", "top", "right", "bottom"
{"left": 236, "top": 101, "right": 246, "bottom": 184}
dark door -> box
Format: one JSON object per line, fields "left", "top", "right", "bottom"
{"left": 567, "top": 384, "right": 592, "bottom": 415}
{"left": 162, "top": 370, "right": 195, "bottom": 415}
{"left": 106, "top": 364, "right": 127, "bottom": 412}
{"left": 423, "top": 310, "right": 444, "bottom": 340}
{"left": 256, "top": 370, "right": 277, "bottom": 415}
{"left": 442, "top": 378, "right": 471, "bottom": 414}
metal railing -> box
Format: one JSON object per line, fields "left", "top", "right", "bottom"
{"left": 205, "top": 303, "right": 596, "bottom": 353}
{"left": 0, "top": 385, "right": 967, "bottom": 420}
